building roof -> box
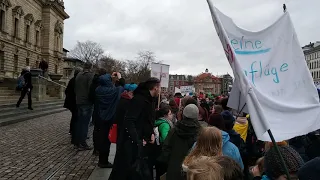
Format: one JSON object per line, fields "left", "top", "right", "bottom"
{"left": 63, "top": 48, "right": 69, "bottom": 52}
{"left": 194, "top": 72, "right": 221, "bottom": 82}
{"left": 64, "top": 57, "right": 83, "bottom": 63}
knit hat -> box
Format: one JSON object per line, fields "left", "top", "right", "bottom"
{"left": 298, "top": 157, "right": 320, "bottom": 180}
{"left": 124, "top": 84, "right": 138, "bottom": 92}
{"left": 264, "top": 146, "right": 304, "bottom": 179}
{"left": 183, "top": 104, "right": 199, "bottom": 119}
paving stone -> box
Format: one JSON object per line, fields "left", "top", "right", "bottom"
{"left": 0, "top": 112, "right": 98, "bottom": 179}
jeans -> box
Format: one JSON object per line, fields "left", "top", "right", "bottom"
{"left": 75, "top": 104, "right": 93, "bottom": 145}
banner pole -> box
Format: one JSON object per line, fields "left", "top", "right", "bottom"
{"left": 158, "top": 66, "right": 163, "bottom": 109}
{"left": 267, "top": 129, "right": 291, "bottom": 180}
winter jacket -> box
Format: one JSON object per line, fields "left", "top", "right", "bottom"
{"left": 191, "top": 131, "right": 244, "bottom": 169}
{"left": 222, "top": 131, "right": 244, "bottom": 169}
{"left": 109, "top": 83, "right": 156, "bottom": 180}
{"left": 64, "top": 77, "right": 76, "bottom": 111}
{"left": 155, "top": 118, "right": 171, "bottom": 143}
{"left": 226, "top": 129, "right": 242, "bottom": 149}
{"left": 114, "top": 92, "right": 132, "bottom": 135}
{"left": 75, "top": 71, "right": 94, "bottom": 105}
{"left": 158, "top": 118, "right": 201, "bottom": 180}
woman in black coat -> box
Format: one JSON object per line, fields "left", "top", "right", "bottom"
{"left": 109, "top": 78, "right": 160, "bottom": 180}
{"left": 64, "top": 68, "right": 81, "bottom": 144}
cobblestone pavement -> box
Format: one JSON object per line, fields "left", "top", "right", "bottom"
{"left": 0, "top": 111, "right": 98, "bottom": 180}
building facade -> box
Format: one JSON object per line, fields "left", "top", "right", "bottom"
{"left": 61, "top": 48, "right": 83, "bottom": 84}
{"left": 168, "top": 74, "right": 191, "bottom": 94}
{"left": 221, "top": 74, "right": 233, "bottom": 95}
{"left": 303, "top": 42, "right": 320, "bottom": 87}
{"left": 0, "top": 0, "right": 69, "bottom": 81}
{"left": 194, "top": 69, "right": 222, "bottom": 95}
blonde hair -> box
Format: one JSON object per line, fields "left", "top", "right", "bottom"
{"left": 186, "top": 156, "right": 223, "bottom": 180}
{"left": 184, "top": 127, "right": 223, "bottom": 166}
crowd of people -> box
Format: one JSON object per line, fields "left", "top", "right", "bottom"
{"left": 63, "top": 62, "right": 320, "bottom": 180}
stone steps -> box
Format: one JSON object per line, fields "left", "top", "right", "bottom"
{"left": 0, "top": 99, "right": 67, "bottom": 127}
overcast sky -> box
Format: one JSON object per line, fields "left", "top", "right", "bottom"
{"left": 63, "top": 0, "right": 320, "bottom": 76}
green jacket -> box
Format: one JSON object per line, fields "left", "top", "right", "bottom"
{"left": 155, "top": 118, "right": 171, "bottom": 143}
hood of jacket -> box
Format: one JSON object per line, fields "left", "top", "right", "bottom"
{"left": 175, "top": 118, "right": 200, "bottom": 139}
{"left": 99, "top": 74, "right": 113, "bottom": 86}
{"left": 222, "top": 130, "right": 231, "bottom": 145}
{"left": 155, "top": 118, "right": 168, "bottom": 126}
{"left": 134, "top": 82, "right": 154, "bottom": 102}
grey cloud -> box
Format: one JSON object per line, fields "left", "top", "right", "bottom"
{"left": 63, "top": 0, "right": 320, "bottom": 76}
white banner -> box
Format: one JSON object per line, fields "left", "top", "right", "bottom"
{"left": 180, "top": 86, "right": 194, "bottom": 94}
{"left": 208, "top": 1, "right": 320, "bottom": 141}
{"left": 151, "top": 63, "right": 170, "bottom": 88}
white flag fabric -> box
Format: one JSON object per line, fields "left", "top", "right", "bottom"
{"left": 151, "top": 63, "right": 170, "bottom": 88}
{"left": 207, "top": 1, "right": 320, "bottom": 141}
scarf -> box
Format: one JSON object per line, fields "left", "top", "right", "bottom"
{"left": 159, "top": 117, "right": 174, "bottom": 128}
{"left": 95, "top": 74, "right": 121, "bottom": 121}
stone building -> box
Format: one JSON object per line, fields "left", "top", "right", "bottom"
{"left": 61, "top": 48, "right": 83, "bottom": 84}
{"left": 168, "top": 74, "right": 192, "bottom": 94}
{"left": 303, "top": 41, "right": 320, "bottom": 87}
{"left": 0, "top": 0, "right": 69, "bottom": 81}
{"left": 194, "top": 69, "right": 222, "bottom": 95}
{"left": 221, "top": 74, "right": 233, "bottom": 95}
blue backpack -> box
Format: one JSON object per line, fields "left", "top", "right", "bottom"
{"left": 16, "top": 75, "right": 26, "bottom": 90}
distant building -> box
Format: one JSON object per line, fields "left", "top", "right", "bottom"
{"left": 303, "top": 41, "right": 320, "bottom": 84}
{"left": 0, "top": 0, "right": 69, "bottom": 80}
{"left": 62, "top": 48, "right": 83, "bottom": 84}
{"left": 168, "top": 74, "right": 190, "bottom": 94}
{"left": 194, "top": 69, "right": 222, "bottom": 95}
{"left": 221, "top": 74, "right": 233, "bottom": 95}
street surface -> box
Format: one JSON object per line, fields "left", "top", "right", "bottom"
{"left": 0, "top": 111, "right": 105, "bottom": 180}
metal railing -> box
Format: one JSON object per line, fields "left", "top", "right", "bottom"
{"left": 38, "top": 75, "right": 66, "bottom": 88}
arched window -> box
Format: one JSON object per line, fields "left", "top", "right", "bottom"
{"left": 24, "top": 14, "right": 34, "bottom": 44}
{"left": 12, "top": 6, "right": 24, "bottom": 39}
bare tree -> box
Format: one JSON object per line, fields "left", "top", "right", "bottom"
{"left": 124, "top": 50, "right": 159, "bottom": 83}
{"left": 69, "top": 41, "right": 104, "bottom": 65}
{"left": 99, "top": 55, "right": 126, "bottom": 74}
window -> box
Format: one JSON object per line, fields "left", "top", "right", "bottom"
{"left": 0, "top": 51, "right": 4, "bottom": 70}
{"left": 14, "top": 18, "right": 19, "bottom": 37}
{"left": 54, "top": 65, "right": 58, "bottom": 74}
{"left": 25, "top": 24, "right": 30, "bottom": 42}
{"left": 35, "top": 30, "right": 39, "bottom": 46}
{"left": 26, "top": 58, "right": 29, "bottom": 66}
{"left": 14, "top": 55, "right": 18, "bottom": 72}
{"left": 0, "top": 10, "right": 5, "bottom": 31}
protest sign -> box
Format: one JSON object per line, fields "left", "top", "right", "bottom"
{"left": 208, "top": 3, "right": 320, "bottom": 141}
{"left": 180, "top": 86, "right": 194, "bottom": 94}
{"left": 151, "top": 63, "right": 170, "bottom": 88}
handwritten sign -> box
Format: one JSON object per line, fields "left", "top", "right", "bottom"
{"left": 151, "top": 63, "right": 170, "bottom": 88}
{"left": 208, "top": 3, "right": 320, "bottom": 141}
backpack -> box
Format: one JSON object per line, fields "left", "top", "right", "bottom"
{"left": 154, "top": 122, "right": 165, "bottom": 146}
{"left": 16, "top": 75, "right": 26, "bottom": 90}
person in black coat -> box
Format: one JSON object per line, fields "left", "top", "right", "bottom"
{"left": 64, "top": 67, "right": 82, "bottom": 144}
{"left": 16, "top": 66, "right": 33, "bottom": 110}
{"left": 108, "top": 78, "right": 160, "bottom": 180}
{"left": 90, "top": 68, "right": 107, "bottom": 155}
{"left": 157, "top": 104, "right": 201, "bottom": 180}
